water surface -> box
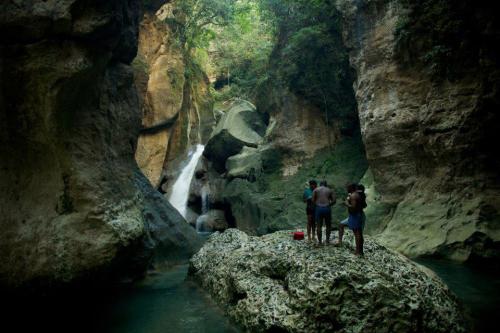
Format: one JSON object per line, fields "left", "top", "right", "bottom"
{"left": 96, "top": 264, "right": 240, "bottom": 333}
{"left": 417, "top": 258, "right": 500, "bottom": 333}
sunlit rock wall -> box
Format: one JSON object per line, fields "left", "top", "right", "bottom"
{"left": 133, "top": 2, "right": 214, "bottom": 189}
{"left": 336, "top": 0, "right": 500, "bottom": 261}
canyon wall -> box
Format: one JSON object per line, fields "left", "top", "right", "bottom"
{"left": 337, "top": 0, "right": 500, "bottom": 261}
{"left": 192, "top": 92, "right": 367, "bottom": 235}
{"left": 133, "top": 3, "right": 214, "bottom": 189}
{"left": 0, "top": 0, "right": 199, "bottom": 289}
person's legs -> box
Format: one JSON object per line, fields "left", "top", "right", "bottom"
{"left": 317, "top": 216, "right": 323, "bottom": 244}
{"left": 337, "top": 218, "right": 348, "bottom": 245}
{"left": 325, "top": 208, "right": 332, "bottom": 244}
{"left": 306, "top": 214, "right": 313, "bottom": 241}
{"left": 360, "top": 212, "right": 365, "bottom": 255}
{"left": 316, "top": 207, "right": 324, "bottom": 244}
{"left": 311, "top": 214, "right": 316, "bottom": 242}
{"left": 353, "top": 229, "right": 363, "bottom": 256}
{"left": 360, "top": 229, "right": 364, "bottom": 255}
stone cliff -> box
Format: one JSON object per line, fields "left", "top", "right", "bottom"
{"left": 133, "top": 2, "right": 214, "bottom": 189}
{"left": 336, "top": 0, "right": 500, "bottom": 261}
{"left": 191, "top": 99, "right": 367, "bottom": 235}
{"left": 0, "top": 0, "right": 199, "bottom": 289}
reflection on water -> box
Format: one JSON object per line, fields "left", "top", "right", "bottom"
{"left": 97, "top": 264, "right": 240, "bottom": 333}
{"left": 4, "top": 257, "right": 498, "bottom": 333}
{"left": 416, "top": 258, "right": 500, "bottom": 333}
{"left": 2, "top": 264, "right": 240, "bottom": 333}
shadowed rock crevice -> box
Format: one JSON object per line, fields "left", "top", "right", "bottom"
{"left": 0, "top": 0, "right": 199, "bottom": 289}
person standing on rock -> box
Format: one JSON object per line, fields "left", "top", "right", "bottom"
{"left": 312, "top": 180, "right": 336, "bottom": 245}
{"left": 340, "top": 184, "right": 366, "bottom": 256}
{"left": 336, "top": 183, "right": 358, "bottom": 247}
{"left": 303, "top": 180, "right": 318, "bottom": 242}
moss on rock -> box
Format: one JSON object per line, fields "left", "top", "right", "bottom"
{"left": 222, "top": 137, "right": 368, "bottom": 234}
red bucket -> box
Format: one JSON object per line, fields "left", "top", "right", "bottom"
{"left": 293, "top": 231, "right": 305, "bottom": 240}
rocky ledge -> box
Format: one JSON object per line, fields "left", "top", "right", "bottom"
{"left": 189, "top": 229, "right": 468, "bottom": 333}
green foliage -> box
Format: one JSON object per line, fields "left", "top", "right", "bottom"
{"left": 243, "top": 137, "right": 368, "bottom": 233}
{"left": 167, "top": 0, "right": 357, "bottom": 125}
{"left": 168, "top": 0, "right": 235, "bottom": 51}
{"left": 394, "top": 0, "right": 489, "bottom": 80}
{"left": 210, "top": 0, "right": 275, "bottom": 102}
{"left": 258, "top": 0, "right": 357, "bottom": 126}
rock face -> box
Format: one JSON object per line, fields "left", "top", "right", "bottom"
{"left": 204, "top": 100, "right": 267, "bottom": 172}
{"left": 133, "top": 5, "right": 185, "bottom": 188}
{"left": 189, "top": 94, "right": 367, "bottom": 235}
{"left": 190, "top": 229, "right": 468, "bottom": 333}
{"left": 0, "top": 0, "right": 199, "bottom": 289}
{"left": 265, "top": 92, "right": 341, "bottom": 176}
{"left": 336, "top": 0, "right": 500, "bottom": 261}
{"left": 196, "top": 210, "right": 228, "bottom": 232}
{"left": 226, "top": 146, "right": 262, "bottom": 179}
{"left": 133, "top": 3, "right": 214, "bottom": 188}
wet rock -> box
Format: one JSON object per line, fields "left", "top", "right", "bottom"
{"left": 190, "top": 229, "right": 468, "bottom": 333}
{"left": 185, "top": 207, "right": 200, "bottom": 228}
{"left": 204, "top": 100, "right": 266, "bottom": 173}
{"left": 226, "top": 146, "right": 262, "bottom": 180}
{"left": 0, "top": 0, "right": 199, "bottom": 289}
{"left": 196, "top": 210, "right": 228, "bottom": 232}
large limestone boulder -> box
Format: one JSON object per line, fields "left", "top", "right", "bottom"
{"left": 190, "top": 229, "right": 468, "bottom": 333}
{"left": 0, "top": 0, "right": 199, "bottom": 289}
{"left": 226, "top": 146, "right": 262, "bottom": 180}
{"left": 204, "top": 100, "right": 267, "bottom": 172}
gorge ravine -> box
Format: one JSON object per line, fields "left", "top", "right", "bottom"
{"left": 0, "top": 1, "right": 499, "bottom": 331}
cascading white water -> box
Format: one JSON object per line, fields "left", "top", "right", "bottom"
{"left": 196, "top": 184, "right": 211, "bottom": 232}
{"left": 169, "top": 144, "right": 205, "bottom": 218}
{"left": 201, "top": 184, "right": 210, "bottom": 214}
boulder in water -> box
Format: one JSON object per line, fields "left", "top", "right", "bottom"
{"left": 203, "top": 100, "right": 267, "bottom": 173}
{"left": 226, "top": 146, "right": 262, "bottom": 180}
{"left": 196, "top": 210, "right": 228, "bottom": 232}
{"left": 189, "top": 229, "right": 468, "bottom": 333}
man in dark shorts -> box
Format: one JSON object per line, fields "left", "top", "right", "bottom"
{"left": 337, "top": 183, "right": 357, "bottom": 247}
{"left": 303, "top": 180, "right": 317, "bottom": 242}
{"left": 346, "top": 185, "right": 366, "bottom": 256}
{"left": 312, "top": 180, "right": 336, "bottom": 245}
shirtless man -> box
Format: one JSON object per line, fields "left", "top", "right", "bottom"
{"left": 312, "top": 180, "right": 336, "bottom": 245}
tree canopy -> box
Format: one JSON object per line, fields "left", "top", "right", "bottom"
{"left": 164, "top": 0, "right": 357, "bottom": 130}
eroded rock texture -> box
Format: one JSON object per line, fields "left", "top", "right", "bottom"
{"left": 0, "top": 0, "right": 199, "bottom": 289}
{"left": 133, "top": 3, "right": 214, "bottom": 188}
{"left": 336, "top": 0, "right": 500, "bottom": 261}
{"left": 134, "top": 4, "right": 185, "bottom": 187}
{"left": 203, "top": 100, "right": 267, "bottom": 173}
{"left": 190, "top": 229, "right": 468, "bottom": 333}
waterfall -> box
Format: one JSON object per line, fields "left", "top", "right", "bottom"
{"left": 196, "top": 185, "right": 211, "bottom": 233}
{"left": 169, "top": 144, "right": 205, "bottom": 218}
{"left": 201, "top": 184, "right": 210, "bottom": 214}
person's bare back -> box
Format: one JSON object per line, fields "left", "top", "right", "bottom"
{"left": 313, "top": 186, "right": 335, "bottom": 207}
{"left": 347, "top": 191, "right": 362, "bottom": 213}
